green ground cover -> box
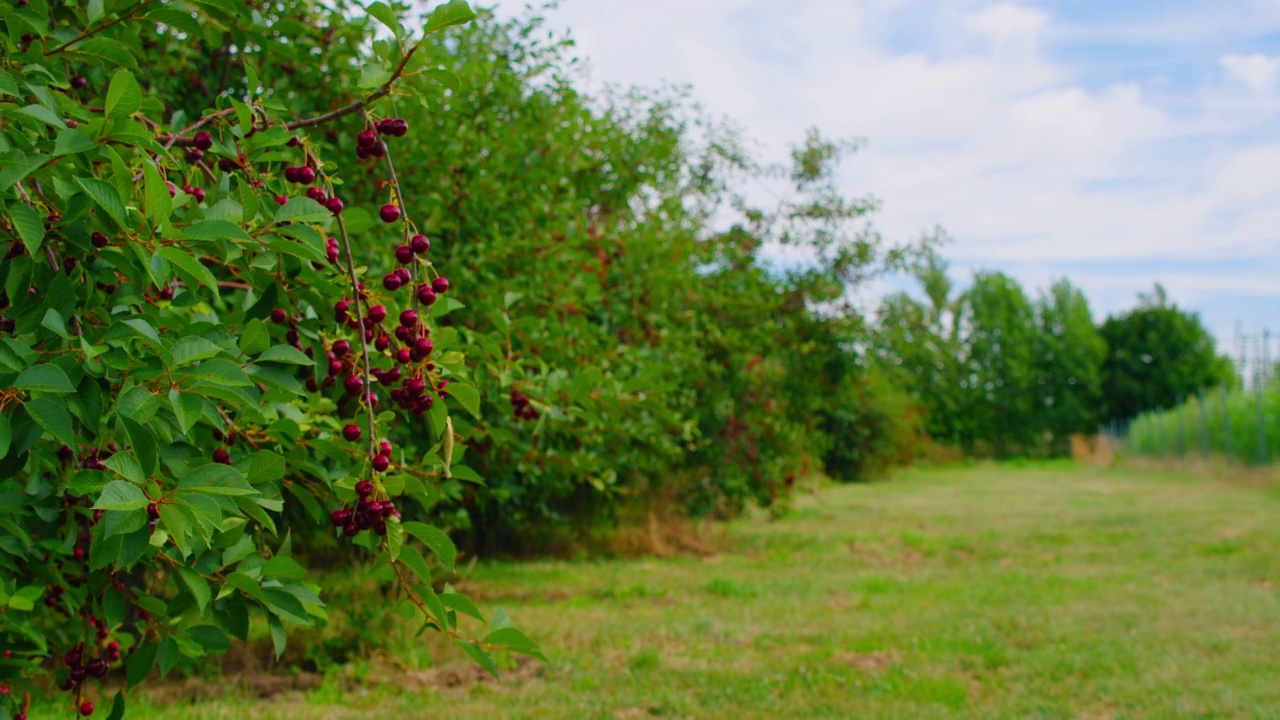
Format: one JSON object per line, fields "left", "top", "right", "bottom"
{"left": 127, "top": 462, "right": 1280, "bottom": 719}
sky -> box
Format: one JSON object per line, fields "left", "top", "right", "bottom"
{"left": 494, "top": 0, "right": 1280, "bottom": 353}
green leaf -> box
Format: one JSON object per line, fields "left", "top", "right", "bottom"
{"left": 157, "top": 636, "right": 179, "bottom": 676}
{"left": 105, "top": 691, "right": 125, "bottom": 720}
{"left": 178, "top": 464, "right": 256, "bottom": 495}
{"left": 262, "top": 556, "right": 306, "bottom": 582}
{"left": 483, "top": 626, "right": 547, "bottom": 662}
{"left": 143, "top": 160, "right": 171, "bottom": 224}
{"left": 182, "top": 219, "right": 253, "bottom": 243}
{"left": 171, "top": 337, "right": 225, "bottom": 366}
{"left": 7, "top": 202, "right": 44, "bottom": 256}
{"left": 169, "top": 390, "right": 203, "bottom": 434}
{"left": 87, "top": 0, "right": 104, "bottom": 23}
{"left": 7, "top": 585, "right": 42, "bottom": 612}
{"left": 454, "top": 639, "right": 499, "bottom": 678}
{"left": 158, "top": 246, "right": 219, "bottom": 292}
{"left": 0, "top": 415, "right": 10, "bottom": 458}
{"left": 405, "top": 522, "right": 456, "bottom": 572}
{"left": 41, "top": 309, "right": 70, "bottom": 339}
{"left": 27, "top": 398, "right": 75, "bottom": 445}
{"left": 439, "top": 590, "right": 484, "bottom": 622}
{"left": 12, "top": 104, "right": 66, "bottom": 129}
{"left": 15, "top": 363, "right": 75, "bottom": 394}
{"left": 178, "top": 567, "right": 211, "bottom": 613}
{"left": 267, "top": 613, "right": 286, "bottom": 659}
{"left": 423, "top": 68, "right": 460, "bottom": 92}
{"left": 244, "top": 450, "right": 285, "bottom": 485}
{"left": 93, "top": 480, "right": 149, "bottom": 511}
{"left": 122, "top": 416, "right": 157, "bottom": 478}
{"left": 102, "top": 452, "right": 144, "bottom": 484}
{"left": 274, "top": 197, "right": 331, "bottom": 224}
{"left": 127, "top": 642, "right": 157, "bottom": 688}
{"left": 53, "top": 128, "right": 97, "bottom": 156}
{"left": 366, "top": 1, "right": 403, "bottom": 36}
{"left": 397, "top": 546, "right": 433, "bottom": 584}
{"left": 357, "top": 63, "right": 391, "bottom": 89}
{"left": 238, "top": 319, "right": 270, "bottom": 357}
{"left": 263, "top": 588, "right": 310, "bottom": 625}
{"left": 76, "top": 176, "right": 130, "bottom": 228}
{"left": 448, "top": 382, "right": 481, "bottom": 419}
{"left": 104, "top": 69, "right": 141, "bottom": 121}
{"left": 257, "top": 345, "right": 313, "bottom": 366}
{"left": 424, "top": 0, "right": 477, "bottom": 34}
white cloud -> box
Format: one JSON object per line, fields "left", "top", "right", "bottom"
{"left": 1221, "top": 53, "right": 1280, "bottom": 94}
{"left": 500, "top": 0, "right": 1280, "bottom": 338}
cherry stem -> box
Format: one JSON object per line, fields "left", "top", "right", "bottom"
{"left": 362, "top": 109, "right": 421, "bottom": 326}
{"left": 333, "top": 212, "right": 378, "bottom": 458}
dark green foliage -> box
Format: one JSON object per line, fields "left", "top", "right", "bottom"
{"left": 1100, "top": 285, "right": 1235, "bottom": 423}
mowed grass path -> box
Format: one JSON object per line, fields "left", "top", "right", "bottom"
{"left": 136, "top": 463, "right": 1280, "bottom": 719}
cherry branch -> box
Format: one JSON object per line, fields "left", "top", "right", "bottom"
{"left": 45, "top": 0, "right": 154, "bottom": 56}
{"left": 333, "top": 211, "right": 378, "bottom": 459}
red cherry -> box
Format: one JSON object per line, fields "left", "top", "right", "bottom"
{"left": 371, "top": 455, "right": 389, "bottom": 472}
{"left": 79, "top": 701, "right": 94, "bottom": 717}
{"left": 343, "top": 523, "right": 360, "bottom": 537}
{"left": 410, "top": 234, "right": 430, "bottom": 254}
{"left": 274, "top": 195, "right": 288, "bottom": 205}
{"left": 212, "top": 449, "right": 231, "bottom": 465}
{"left": 374, "top": 334, "right": 391, "bottom": 352}
{"left": 307, "top": 186, "right": 327, "bottom": 203}
{"left": 70, "top": 75, "right": 87, "bottom": 89}
{"left": 91, "top": 232, "right": 109, "bottom": 249}
{"left": 414, "top": 338, "right": 434, "bottom": 357}
{"left": 342, "top": 424, "right": 361, "bottom": 442}
{"left": 367, "top": 305, "right": 387, "bottom": 324}
{"left": 379, "top": 204, "right": 401, "bottom": 223}
{"left": 395, "top": 348, "right": 412, "bottom": 365}
{"left": 432, "top": 277, "right": 449, "bottom": 294}
{"left": 330, "top": 509, "right": 353, "bottom": 527}
{"left": 332, "top": 339, "right": 350, "bottom": 357}
{"left": 394, "top": 245, "right": 414, "bottom": 264}
{"left": 355, "top": 480, "right": 374, "bottom": 497}
{"left": 416, "top": 285, "right": 437, "bottom": 306}
{"left": 284, "top": 166, "right": 300, "bottom": 184}
{"left": 193, "top": 131, "right": 213, "bottom": 151}
{"left": 357, "top": 129, "right": 378, "bottom": 149}
{"left": 326, "top": 197, "right": 344, "bottom": 215}
{"left": 380, "top": 440, "right": 393, "bottom": 456}
{"left": 343, "top": 374, "right": 364, "bottom": 396}
{"left": 297, "top": 166, "right": 315, "bottom": 185}
{"left": 270, "top": 308, "right": 288, "bottom": 324}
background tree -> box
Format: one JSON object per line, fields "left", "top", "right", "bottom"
{"left": 1100, "top": 285, "right": 1236, "bottom": 423}
{"left": 1033, "top": 279, "right": 1106, "bottom": 445}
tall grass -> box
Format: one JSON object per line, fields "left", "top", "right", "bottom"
{"left": 1125, "top": 385, "right": 1280, "bottom": 465}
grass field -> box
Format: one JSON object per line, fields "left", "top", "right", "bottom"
{"left": 125, "top": 461, "right": 1280, "bottom": 719}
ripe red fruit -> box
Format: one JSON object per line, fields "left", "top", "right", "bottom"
{"left": 147, "top": 502, "right": 160, "bottom": 520}
{"left": 270, "top": 308, "right": 288, "bottom": 324}
{"left": 342, "top": 424, "right": 361, "bottom": 442}
{"left": 330, "top": 509, "right": 353, "bottom": 527}
{"left": 284, "top": 166, "right": 300, "bottom": 183}
{"left": 374, "top": 334, "right": 391, "bottom": 352}
{"left": 391, "top": 118, "right": 409, "bottom": 137}
{"left": 65, "top": 649, "right": 83, "bottom": 667}
{"left": 91, "top": 232, "right": 109, "bottom": 249}
{"left": 414, "top": 337, "right": 434, "bottom": 357}
{"left": 80, "top": 701, "right": 94, "bottom": 716}
{"left": 307, "top": 186, "right": 327, "bottom": 203}
{"left": 380, "top": 440, "right": 393, "bottom": 456}
{"left": 212, "top": 449, "right": 231, "bottom": 465}
{"left": 219, "top": 158, "right": 237, "bottom": 172}
{"left": 394, "top": 245, "right": 414, "bottom": 264}
{"left": 367, "top": 305, "right": 387, "bottom": 324}
{"left": 287, "top": 135, "right": 301, "bottom": 147}
{"left": 88, "top": 658, "right": 109, "bottom": 678}
{"left": 297, "top": 166, "right": 315, "bottom": 185}
{"left": 274, "top": 195, "right": 288, "bottom": 205}
{"left": 357, "top": 129, "right": 378, "bottom": 149}
{"left": 326, "top": 197, "right": 344, "bottom": 215}
{"left": 410, "top": 234, "right": 430, "bottom": 254}
{"left": 186, "top": 148, "right": 204, "bottom": 163}
{"left": 343, "top": 374, "right": 363, "bottom": 396}
{"left": 343, "top": 523, "right": 360, "bottom": 537}
{"left": 399, "top": 309, "right": 418, "bottom": 328}
{"left": 382, "top": 273, "right": 402, "bottom": 291}
{"left": 416, "top": 285, "right": 437, "bottom": 306}
{"left": 395, "top": 348, "right": 412, "bottom": 365}
{"left": 70, "top": 75, "right": 87, "bottom": 89}
{"left": 355, "top": 480, "right": 374, "bottom": 497}
{"left": 334, "top": 299, "right": 350, "bottom": 322}
{"left": 379, "top": 204, "right": 401, "bottom": 223}
{"left": 332, "top": 339, "right": 350, "bottom": 357}
{"left": 371, "top": 455, "right": 389, "bottom": 472}
{"left": 432, "top": 276, "right": 449, "bottom": 294}
{"left": 193, "top": 131, "right": 213, "bottom": 151}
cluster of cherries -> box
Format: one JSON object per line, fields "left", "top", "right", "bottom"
{"left": 510, "top": 388, "right": 540, "bottom": 422}
{"left": 330, "top": 478, "right": 398, "bottom": 538}
{"left": 355, "top": 118, "right": 407, "bottom": 160}
{"left": 59, "top": 639, "right": 119, "bottom": 715}
{"left": 283, "top": 164, "right": 317, "bottom": 185}
{"left": 185, "top": 130, "right": 214, "bottom": 164}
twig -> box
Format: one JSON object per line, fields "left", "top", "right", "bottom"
{"left": 45, "top": 0, "right": 154, "bottom": 56}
